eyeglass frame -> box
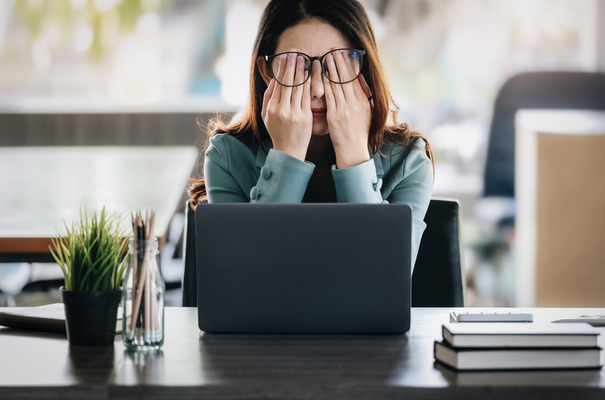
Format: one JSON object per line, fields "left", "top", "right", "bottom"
{"left": 264, "top": 48, "right": 366, "bottom": 87}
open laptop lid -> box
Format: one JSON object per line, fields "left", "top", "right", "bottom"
{"left": 195, "top": 203, "right": 412, "bottom": 333}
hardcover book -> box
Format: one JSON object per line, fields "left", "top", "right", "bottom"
{"left": 434, "top": 340, "right": 602, "bottom": 371}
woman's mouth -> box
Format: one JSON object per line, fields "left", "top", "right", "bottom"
{"left": 311, "top": 108, "right": 327, "bottom": 119}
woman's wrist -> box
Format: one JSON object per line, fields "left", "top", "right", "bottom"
{"left": 273, "top": 141, "right": 309, "bottom": 162}
{"left": 334, "top": 143, "right": 370, "bottom": 169}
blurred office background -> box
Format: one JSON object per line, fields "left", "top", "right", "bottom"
{"left": 1, "top": 0, "right": 604, "bottom": 307}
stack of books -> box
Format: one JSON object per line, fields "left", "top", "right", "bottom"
{"left": 434, "top": 322, "right": 602, "bottom": 371}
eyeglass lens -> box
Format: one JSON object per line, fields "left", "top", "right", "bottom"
{"left": 271, "top": 50, "right": 362, "bottom": 87}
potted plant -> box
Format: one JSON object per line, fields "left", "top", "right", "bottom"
{"left": 50, "top": 207, "right": 128, "bottom": 346}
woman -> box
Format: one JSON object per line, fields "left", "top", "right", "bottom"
{"left": 189, "top": 0, "right": 433, "bottom": 266}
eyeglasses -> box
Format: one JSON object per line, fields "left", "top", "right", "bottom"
{"left": 264, "top": 48, "right": 365, "bottom": 87}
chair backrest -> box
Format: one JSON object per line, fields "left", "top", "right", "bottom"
{"left": 412, "top": 198, "right": 464, "bottom": 307}
{"left": 182, "top": 200, "right": 198, "bottom": 307}
{"left": 183, "top": 198, "right": 464, "bottom": 308}
{"left": 484, "top": 71, "right": 605, "bottom": 198}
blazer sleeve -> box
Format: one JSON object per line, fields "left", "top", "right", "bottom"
{"left": 204, "top": 135, "right": 315, "bottom": 203}
{"left": 249, "top": 149, "right": 315, "bottom": 203}
{"left": 331, "top": 160, "right": 385, "bottom": 203}
{"left": 204, "top": 136, "right": 249, "bottom": 202}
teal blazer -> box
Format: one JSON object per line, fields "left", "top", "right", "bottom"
{"left": 204, "top": 133, "right": 433, "bottom": 270}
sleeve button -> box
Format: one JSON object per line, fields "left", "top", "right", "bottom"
{"left": 261, "top": 166, "right": 271, "bottom": 180}
{"left": 373, "top": 178, "right": 383, "bottom": 192}
{"left": 250, "top": 186, "right": 261, "bottom": 200}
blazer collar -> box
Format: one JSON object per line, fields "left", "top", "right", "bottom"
{"left": 254, "top": 136, "right": 273, "bottom": 170}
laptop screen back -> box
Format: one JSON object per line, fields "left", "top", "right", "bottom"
{"left": 195, "top": 203, "right": 412, "bottom": 333}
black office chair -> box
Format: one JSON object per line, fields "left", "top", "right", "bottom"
{"left": 182, "top": 198, "right": 464, "bottom": 308}
{"left": 484, "top": 71, "right": 605, "bottom": 198}
{"left": 412, "top": 198, "right": 464, "bottom": 307}
{"left": 182, "top": 200, "right": 198, "bottom": 307}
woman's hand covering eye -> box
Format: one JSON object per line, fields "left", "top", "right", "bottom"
{"left": 323, "top": 51, "right": 373, "bottom": 169}
{"left": 261, "top": 54, "right": 312, "bottom": 161}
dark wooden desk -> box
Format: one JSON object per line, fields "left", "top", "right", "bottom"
{"left": 0, "top": 307, "right": 604, "bottom": 399}
{"left": 0, "top": 146, "right": 199, "bottom": 262}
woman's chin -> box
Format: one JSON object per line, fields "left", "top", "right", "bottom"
{"left": 311, "top": 121, "right": 329, "bottom": 136}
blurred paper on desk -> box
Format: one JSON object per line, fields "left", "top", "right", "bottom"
{"left": 552, "top": 315, "right": 605, "bottom": 327}
{"left": 0, "top": 303, "right": 122, "bottom": 334}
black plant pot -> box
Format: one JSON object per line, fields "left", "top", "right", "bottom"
{"left": 60, "top": 287, "right": 121, "bottom": 346}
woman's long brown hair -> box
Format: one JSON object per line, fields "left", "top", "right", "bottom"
{"left": 189, "top": 0, "right": 433, "bottom": 205}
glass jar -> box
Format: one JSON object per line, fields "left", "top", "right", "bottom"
{"left": 122, "top": 237, "right": 165, "bottom": 351}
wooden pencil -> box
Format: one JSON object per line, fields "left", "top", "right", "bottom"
{"left": 128, "top": 211, "right": 158, "bottom": 340}
{"left": 128, "top": 214, "right": 139, "bottom": 335}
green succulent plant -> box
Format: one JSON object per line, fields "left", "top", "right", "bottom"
{"left": 50, "top": 207, "right": 128, "bottom": 292}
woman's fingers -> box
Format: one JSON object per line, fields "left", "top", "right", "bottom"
{"left": 261, "top": 78, "right": 276, "bottom": 118}
{"left": 274, "top": 53, "right": 297, "bottom": 102}
{"left": 273, "top": 54, "right": 288, "bottom": 104}
{"left": 334, "top": 51, "right": 356, "bottom": 101}
{"left": 358, "top": 73, "right": 372, "bottom": 99}
{"left": 283, "top": 53, "right": 298, "bottom": 85}
{"left": 323, "top": 72, "right": 336, "bottom": 112}
{"left": 358, "top": 74, "right": 374, "bottom": 110}
{"left": 291, "top": 55, "right": 306, "bottom": 107}
{"left": 325, "top": 53, "right": 345, "bottom": 105}
{"left": 277, "top": 53, "right": 297, "bottom": 106}
{"left": 347, "top": 55, "right": 368, "bottom": 101}
{"left": 357, "top": 73, "right": 373, "bottom": 110}
{"left": 302, "top": 71, "right": 311, "bottom": 111}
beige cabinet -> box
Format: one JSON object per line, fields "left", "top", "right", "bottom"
{"left": 516, "top": 110, "right": 605, "bottom": 307}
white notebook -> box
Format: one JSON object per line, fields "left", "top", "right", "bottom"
{"left": 442, "top": 322, "right": 600, "bottom": 348}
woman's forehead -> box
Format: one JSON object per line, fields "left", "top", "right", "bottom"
{"left": 275, "top": 19, "right": 353, "bottom": 56}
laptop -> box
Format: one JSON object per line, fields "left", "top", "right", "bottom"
{"left": 195, "top": 203, "right": 412, "bottom": 333}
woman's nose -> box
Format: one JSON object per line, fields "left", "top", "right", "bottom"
{"left": 309, "top": 60, "right": 324, "bottom": 100}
